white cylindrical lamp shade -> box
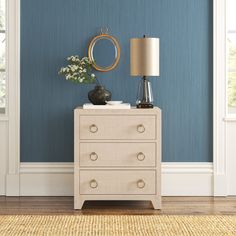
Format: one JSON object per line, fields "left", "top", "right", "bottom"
{"left": 130, "top": 38, "right": 160, "bottom": 76}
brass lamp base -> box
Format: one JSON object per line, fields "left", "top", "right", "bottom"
{"left": 136, "top": 104, "right": 154, "bottom": 109}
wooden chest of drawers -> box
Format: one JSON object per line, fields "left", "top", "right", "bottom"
{"left": 74, "top": 108, "right": 161, "bottom": 209}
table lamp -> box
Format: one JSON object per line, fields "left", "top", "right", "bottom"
{"left": 130, "top": 35, "right": 160, "bottom": 108}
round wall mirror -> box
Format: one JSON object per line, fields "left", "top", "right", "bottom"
{"left": 88, "top": 34, "right": 120, "bottom": 72}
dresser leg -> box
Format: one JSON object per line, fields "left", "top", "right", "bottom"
{"left": 74, "top": 199, "right": 84, "bottom": 210}
{"left": 151, "top": 198, "right": 161, "bottom": 210}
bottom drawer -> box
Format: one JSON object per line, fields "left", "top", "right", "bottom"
{"left": 79, "top": 170, "right": 156, "bottom": 195}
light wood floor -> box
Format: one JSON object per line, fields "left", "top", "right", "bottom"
{"left": 0, "top": 197, "right": 236, "bottom": 215}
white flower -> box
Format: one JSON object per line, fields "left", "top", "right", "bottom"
{"left": 60, "top": 55, "right": 95, "bottom": 83}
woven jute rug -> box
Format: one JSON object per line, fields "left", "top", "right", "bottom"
{"left": 0, "top": 215, "right": 236, "bottom": 236}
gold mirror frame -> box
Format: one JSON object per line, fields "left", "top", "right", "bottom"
{"left": 88, "top": 34, "right": 120, "bottom": 72}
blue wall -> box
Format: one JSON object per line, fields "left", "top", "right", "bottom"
{"left": 20, "top": 0, "right": 213, "bottom": 162}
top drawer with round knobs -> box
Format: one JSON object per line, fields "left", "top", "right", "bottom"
{"left": 79, "top": 115, "right": 156, "bottom": 140}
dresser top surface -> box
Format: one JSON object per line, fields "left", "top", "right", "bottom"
{"left": 74, "top": 107, "right": 161, "bottom": 114}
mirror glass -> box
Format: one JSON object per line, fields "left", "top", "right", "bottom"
{"left": 92, "top": 38, "right": 116, "bottom": 68}
{"left": 88, "top": 34, "right": 120, "bottom": 72}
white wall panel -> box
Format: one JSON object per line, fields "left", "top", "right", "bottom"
{"left": 226, "top": 121, "right": 236, "bottom": 195}
{"left": 0, "top": 121, "right": 8, "bottom": 195}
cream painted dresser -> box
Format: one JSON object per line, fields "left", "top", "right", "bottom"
{"left": 74, "top": 107, "right": 161, "bottom": 209}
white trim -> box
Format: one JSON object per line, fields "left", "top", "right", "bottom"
{"left": 162, "top": 162, "right": 213, "bottom": 173}
{"left": 5, "top": 0, "right": 20, "bottom": 196}
{"left": 224, "top": 117, "right": 236, "bottom": 122}
{"left": 0, "top": 122, "right": 8, "bottom": 195}
{"left": 19, "top": 162, "right": 213, "bottom": 196}
{"left": 213, "top": 0, "right": 227, "bottom": 196}
{"left": 20, "top": 163, "right": 74, "bottom": 196}
{"left": 162, "top": 163, "right": 213, "bottom": 196}
{"left": 20, "top": 163, "right": 74, "bottom": 174}
{"left": 20, "top": 162, "right": 213, "bottom": 174}
{"left": 0, "top": 0, "right": 7, "bottom": 118}
{"left": 0, "top": 117, "right": 8, "bottom": 121}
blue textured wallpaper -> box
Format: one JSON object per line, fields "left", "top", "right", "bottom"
{"left": 20, "top": 0, "right": 213, "bottom": 162}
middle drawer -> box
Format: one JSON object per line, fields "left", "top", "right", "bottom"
{"left": 79, "top": 143, "right": 156, "bottom": 167}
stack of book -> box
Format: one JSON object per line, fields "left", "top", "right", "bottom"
{"left": 83, "top": 103, "right": 131, "bottom": 109}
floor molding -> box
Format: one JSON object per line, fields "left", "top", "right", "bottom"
{"left": 162, "top": 162, "right": 213, "bottom": 196}
{"left": 19, "top": 162, "right": 213, "bottom": 196}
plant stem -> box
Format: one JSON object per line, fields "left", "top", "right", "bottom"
{"left": 95, "top": 76, "right": 101, "bottom": 85}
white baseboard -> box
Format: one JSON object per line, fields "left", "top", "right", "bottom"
{"left": 20, "top": 163, "right": 73, "bottom": 196}
{"left": 0, "top": 174, "right": 6, "bottom": 195}
{"left": 214, "top": 174, "right": 227, "bottom": 196}
{"left": 20, "top": 173, "right": 73, "bottom": 196}
{"left": 6, "top": 174, "right": 20, "bottom": 196}
{"left": 19, "top": 162, "right": 213, "bottom": 196}
{"left": 162, "top": 163, "right": 213, "bottom": 196}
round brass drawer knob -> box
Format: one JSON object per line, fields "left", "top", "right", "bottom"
{"left": 90, "top": 152, "right": 98, "bottom": 161}
{"left": 137, "top": 152, "right": 145, "bottom": 161}
{"left": 137, "top": 179, "right": 146, "bottom": 189}
{"left": 89, "top": 124, "right": 98, "bottom": 133}
{"left": 90, "top": 179, "right": 98, "bottom": 188}
{"left": 137, "top": 124, "right": 145, "bottom": 133}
